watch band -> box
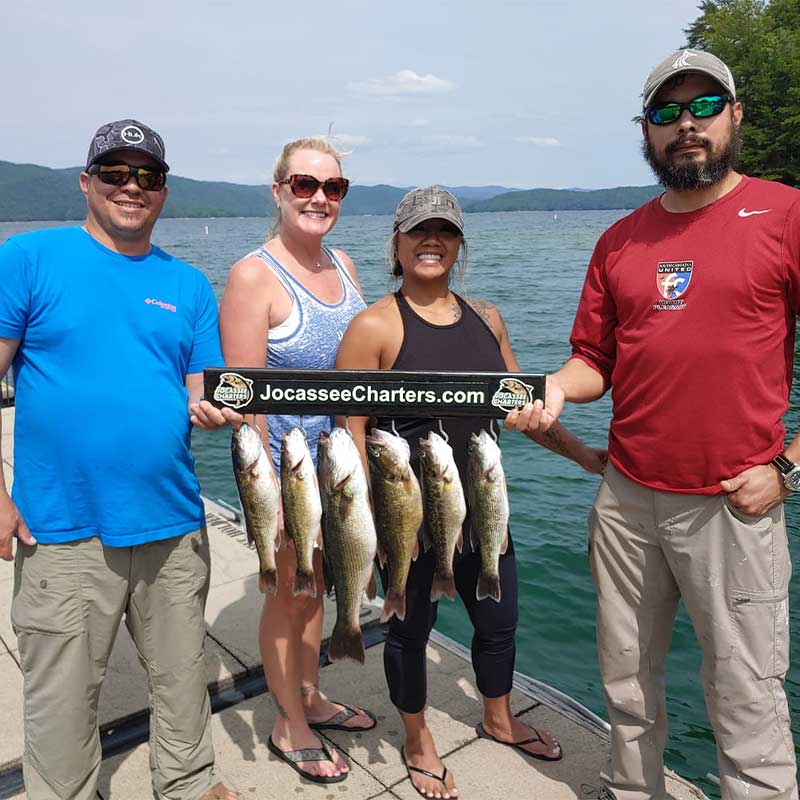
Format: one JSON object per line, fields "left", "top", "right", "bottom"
{"left": 771, "top": 453, "right": 795, "bottom": 475}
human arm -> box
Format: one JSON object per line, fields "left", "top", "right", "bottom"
{"left": 475, "top": 302, "right": 606, "bottom": 473}
{"left": 186, "top": 372, "right": 243, "bottom": 430}
{"left": 0, "top": 337, "right": 36, "bottom": 560}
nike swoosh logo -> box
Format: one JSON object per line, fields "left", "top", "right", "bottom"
{"left": 738, "top": 208, "right": 772, "bottom": 217}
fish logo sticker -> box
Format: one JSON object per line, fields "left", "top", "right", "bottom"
{"left": 657, "top": 261, "right": 693, "bottom": 300}
{"left": 491, "top": 377, "right": 535, "bottom": 412}
{"left": 213, "top": 372, "right": 254, "bottom": 409}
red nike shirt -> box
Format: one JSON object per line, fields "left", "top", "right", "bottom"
{"left": 571, "top": 176, "right": 800, "bottom": 493}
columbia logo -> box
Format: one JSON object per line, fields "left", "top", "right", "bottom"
{"left": 145, "top": 298, "right": 177, "bottom": 312}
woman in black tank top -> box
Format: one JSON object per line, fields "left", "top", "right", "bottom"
{"left": 337, "top": 188, "right": 606, "bottom": 798}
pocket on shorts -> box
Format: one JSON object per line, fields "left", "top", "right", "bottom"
{"left": 722, "top": 496, "right": 777, "bottom": 529}
{"left": 11, "top": 543, "right": 83, "bottom": 635}
{"left": 731, "top": 587, "right": 790, "bottom": 679}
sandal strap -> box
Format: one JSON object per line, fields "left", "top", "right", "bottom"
{"left": 280, "top": 743, "right": 333, "bottom": 763}
{"left": 316, "top": 704, "right": 357, "bottom": 727}
{"left": 407, "top": 763, "right": 448, "bottom": 783}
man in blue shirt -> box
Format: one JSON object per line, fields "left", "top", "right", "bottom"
{"left": 0, "top": 119, "right": 240, "bottom": 800}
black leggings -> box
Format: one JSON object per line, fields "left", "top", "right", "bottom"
{"left": 382, "top": 530, "right": 518, "bottom": 714}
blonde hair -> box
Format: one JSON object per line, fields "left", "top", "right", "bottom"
{"left": 270, "top": 137, "right": 349, "bottom": 236}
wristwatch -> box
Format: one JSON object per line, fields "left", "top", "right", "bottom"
{"left": 770, "top": 452, "right": 800, "bottom": 491}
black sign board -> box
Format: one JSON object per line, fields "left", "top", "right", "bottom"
{"left": 204, "top": 368, "right": 545, "bottom": 419}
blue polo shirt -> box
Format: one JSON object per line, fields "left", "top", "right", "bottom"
{"left": 0, "top": 227, "right": 223, "bottom": 546}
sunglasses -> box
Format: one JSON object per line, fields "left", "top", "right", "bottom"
{"left": 645, "top": 95, "right": 730, "bottom": 126}
{"left": 88, "top": 162, "right": 167, "bottom": 191}
{"left": 278, "top": 174, "right": 349, "bottom": 201}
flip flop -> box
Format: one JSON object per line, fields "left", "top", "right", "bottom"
{"left": 267, "top": 736, "right": 348, "bottom": 784}
{"left": 475, "top": 721, "right": 563, "bottom": 762}
{"left": 308, "top": 702, "right": 377, "bottom": 731}
{"left": 401, "top": 746, "right": 454, "bottom": 798}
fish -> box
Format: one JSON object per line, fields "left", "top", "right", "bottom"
{"left": 317, "top": 427, "right": 378, "bottom": 663}
{"left": 280, "top": 427, "right": 323, "bottom": 598}
{"left": 467, "top": 429, "right": 509, "bottom": 603}
{"left": 418, "top": 430, "right": 466, "bottom": 602}
{"left": 366, "top": 428, "right": 423, "bottom": 622}
{"left": 231, "top": 422, "right": 281, "bottom": 594}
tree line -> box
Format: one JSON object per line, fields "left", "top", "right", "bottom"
{"left": 684, "top": 0, "right": 799, "bottom": 186}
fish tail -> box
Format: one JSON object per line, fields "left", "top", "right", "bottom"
{"left": 476, "top": 573, "right": 501, "bottom": 603}
{"left": 328, "top": 623, "right": 365, "bottom": 664}
{"left": 259, "top": 569, "right": 278, "bottom": 595}
{"left": 293, "top": 570, "right": 317, "bottom": 598}
{"left": 381, "top": 588, "right": 407, "bottom": 622}
{"left": 430, "top": 572, "right": 457, "bottom": 602}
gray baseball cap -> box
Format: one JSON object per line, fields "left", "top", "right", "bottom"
{"left": 394, "top": 186, "right": 464, "bottom": 234}
{"left": 643, "top": 49, "right": 736, "bottom": 109}
{"left": 86, "top": 119, "right": 170, "bottom": 172}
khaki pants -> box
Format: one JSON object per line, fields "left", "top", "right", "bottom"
{"left": 11, "top": 529, "right": 215, "bottom": 800}
{"left": 589, "top": 465, "right": 797, "bottom": 800}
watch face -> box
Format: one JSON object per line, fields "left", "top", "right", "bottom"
{"left": 786, "top": 470, "right": 800, "bottom": 491}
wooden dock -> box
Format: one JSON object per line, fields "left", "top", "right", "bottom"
{"left": 0, "top": 407, "right": 706, "bottom": 799}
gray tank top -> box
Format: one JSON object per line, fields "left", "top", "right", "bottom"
{"left": 248, "top": 245, "right": 366, "bottom": 466}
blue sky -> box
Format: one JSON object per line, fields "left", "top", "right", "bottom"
{"left": 2, "top": 0, "right": 704, "bottom": 189}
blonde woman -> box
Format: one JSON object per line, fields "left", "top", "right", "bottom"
{"left": 220, "top": 138, "right": 374, "bottom": 784}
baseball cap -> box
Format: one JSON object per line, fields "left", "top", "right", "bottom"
{"left": 394, "top": 186, "right": 464, "bottom": 234}
{"left": 643, "top": 49, "right": 736, "bottom": 109}
{"left": 86, "top": 119, "right": 170, "bottom": 172}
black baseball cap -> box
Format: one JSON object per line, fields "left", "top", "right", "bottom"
{"left": 86, "top": 119, "right": 170, "bottom": 172}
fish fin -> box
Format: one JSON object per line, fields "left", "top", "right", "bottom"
{"left": 337, "top": 492, "right": 353, "bottom": 522}
{"left": 500, "top": 530, "right": 509, "bottom": 555}
{"left": 470, "top": 525, "right": 478, "bottom": 551}
{"left": 275, "top": 528, "right": 282, "bottom": 551}
{"left": 322, "top": 552, "right": 335, "bottom": 597}
{"left": 422, "top": 525, "right": 433, "bottom": 552}
{"left": 411, "top": 539, "right": 420, "bottom": 562}
{"left": 456, "top": 528, "right": 464, "bottom": 554}
{"left": 245, "top": 526, "right": 254, "bottom": 547}
{"left": 293, "top": 570, "right": 317, "bottom": 599}
{"left": 366, "top": 569, "right": 378, "bottom": 600}
{"left": 259, "top": 569, "right": 278, "bottom": 595}
{"left": 430, "top": 572, "right": 457, "bottom": 602}
{"left": 328, "top": 624, "right": 365, "bottom": 664}
{"left": 314, "top": 528, "right": 323, "bottom": 549}
{"left": 376, "top": 544, "right": 387, "bottom": 569}
{"left": 476, "top": 573, "right": 501, "bottom": 603}
{"left": 381, "top": 588, "right": 406, "bottom": 622}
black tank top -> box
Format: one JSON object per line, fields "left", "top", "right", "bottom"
{"left": 376, "top": 291, "right": 506, "bottom": 501}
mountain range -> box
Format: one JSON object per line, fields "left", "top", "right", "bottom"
{"left": 0, "top": 161, "right": 660, "bottom": 222}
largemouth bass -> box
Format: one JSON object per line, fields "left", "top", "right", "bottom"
{"left": 280, "top": 427, "right": 322, "bottom": 598}
{"left": 317, "top": 427, "right": 377, "bottom": 663}
{"left": 232, "top": 422, "right": 281, "bottom": 594}
{"left": 366, "top": 428, "right": 422, "bottom": 622}
{"left": 418, "top": 431, "right": 465, "bottom": 602}
{"left": 467, "top": 429, "right": 509, "bottom": 603}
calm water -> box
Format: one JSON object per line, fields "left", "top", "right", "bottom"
{"left": 2, "top": 212, "right": 798, "bottom": 797}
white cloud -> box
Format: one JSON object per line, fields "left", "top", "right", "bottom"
{"left": 514, "top": 136, "right": 561, "bottom": 147}
{"left": 348, "top": 70, "right": 456, "bottom": 98}
{"left": 328, "top": 133, "right": 370, "bottom": 148}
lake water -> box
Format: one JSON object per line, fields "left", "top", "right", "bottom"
{"left": 2, "top": 211, "right": 798, "bottom": 798}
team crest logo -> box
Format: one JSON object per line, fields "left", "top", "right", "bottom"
{"left": 213, "top": 372, "right": 254, "bottom": 409}
{"left": 121, "top": 125, "right": 145, "bottom": 145}
{"left": 491, "top": 377, "right": 535, "bottom": 412}
{"left": 657, "top": 261, "right": 693, "bottom": 300}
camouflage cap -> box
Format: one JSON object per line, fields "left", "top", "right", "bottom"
{"left": 643, "top": 49, "right": 736, "bottom": 109}
{"left": 86, "top": 119, "right": 169, "bottom": 172}
{"left": 394, "top": 186, "right": 464, "bottom": 234}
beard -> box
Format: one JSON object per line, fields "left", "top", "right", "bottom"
{"left": 642, "top": 121, "right": 741, "bottom": 190}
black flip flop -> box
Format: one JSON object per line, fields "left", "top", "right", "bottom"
{"left": 267, "top": 736, "right": 348, "bottom": 784}
{"left": 401, "top": 746, "right": 454, "bottom": 798}
{"left": 475, "top": 721, "right": 563, "bottom": 761}
{"left": 308, "top": 702, "right": 377, "bottom": 732}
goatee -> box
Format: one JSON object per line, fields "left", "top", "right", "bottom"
{"left": 642, "top": 124, "right": 741, "bottom": 190}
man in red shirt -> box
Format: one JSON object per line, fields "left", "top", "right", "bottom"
{"left": 507, "top": 50, "right": 799, "bottom": 800}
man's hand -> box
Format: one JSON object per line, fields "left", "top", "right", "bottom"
{"left": 190, "top": 401, "right": 244, "bottom": 431}
{"left": 720, "top": 464, "right": 788, "bottom": 516}
{"left": 0, "top": 493, "right": 36, "bottom": 561}
{"left": 503, "top": 376, "right": 566, "bottom": 434}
